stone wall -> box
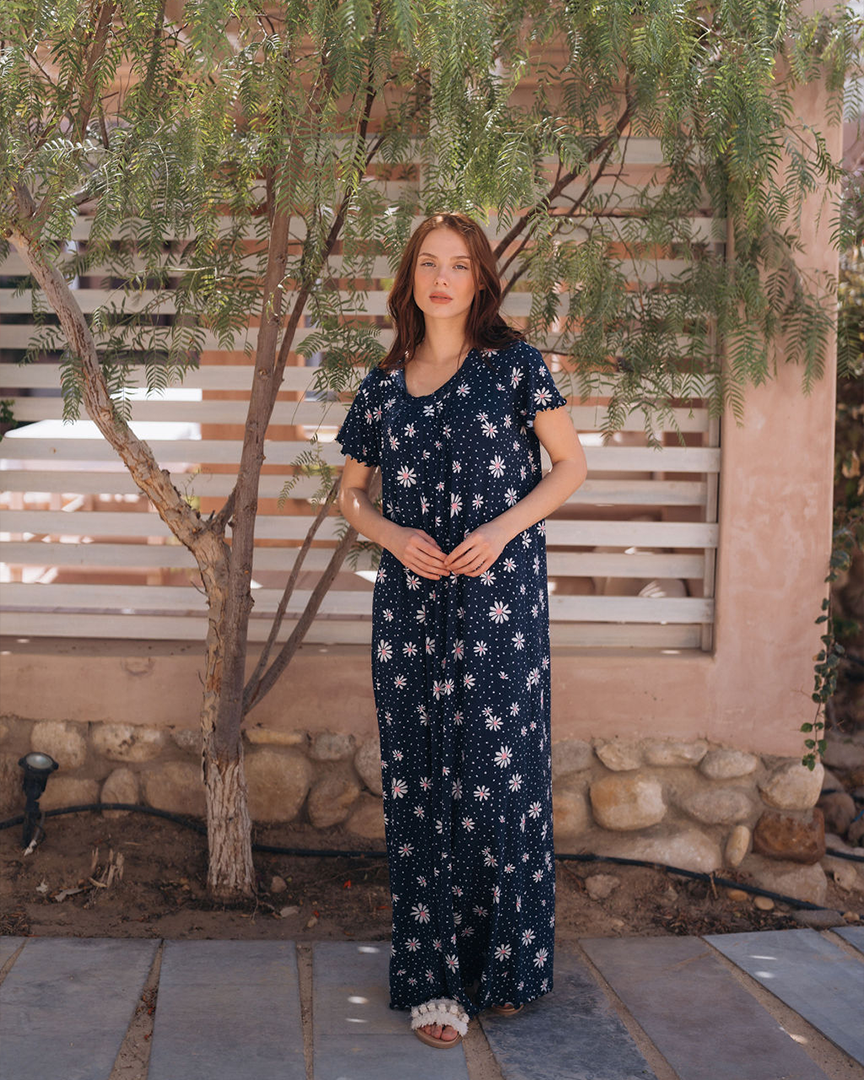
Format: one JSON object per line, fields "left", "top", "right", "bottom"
{"left": 2, "top": 716, "right": 862, "bottom": 907}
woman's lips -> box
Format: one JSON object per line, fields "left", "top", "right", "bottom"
{"left": 429, "top": 294, "right": 452, "bottom": 303}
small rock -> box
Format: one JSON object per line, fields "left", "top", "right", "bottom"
{"left": 753, "top": 808, "right": 825, "bottom": 864}
{"left": 758, "top": 760, "right": 824, "bottom": 810}
{"left": 609, "top": 918, "right": 625, "bottom": 929}
{"left": 31, "top": 720, "right": 87, "bottom": 770}
{"left": 753, "top": 895, "right": 775, "bottom": 911}
{"left": 307, "top": 771, "right": 361, "bottom": 828}
{"left": 584, "top": 874, "right": 621, "bottom": 901}
{"left": 280, "top": 905, "right": 300, "bottom": 918}
{"left": 593, "top": 739, "right": 642, "bottom": 772}
{"left": 594, "top": 823, "right": 722, "bottom": 874}
{"left": 270, "top": 875, "right": 287, "bottom": 895}
{"left": 305, "top": 914, "right": 319, "bottom": 929}
{"left": 725, "top": 825, "right": 751, "bottom": 868}
{"left": 551, "top": 739, "right": 594, "bottom": 778}
{"left": 641, "top": 738, "right": 708, "bottom": 767}
{"left": 353, "top": 738, "right": 383, "bottom": 796}
{"left": 791, "top": 908, "right": 847, "bottom": 929}
{"left": 726, "top": 888, "right": 749, "bottom": 902}
{"left": 828, "top": 861, "right": 864, "bottom": 893}
{"left": 843, "top": 911, "right": 861, "bottom": 922}
{"left": 678, "top": 787, "right": 754, "bottom": 825}
{"left": 817, "top": 790, "right": 856, "bottom": 836}
{"left": 699, "top": 748, "right": 760, "bottom": 780}
{"left": 100, "top": 767, "right": 139, "bottom": 818}
{"left": 310, "top": 731, "right": 356, "bottom": 762}
{"left": 91, "top": 723, "right": 165, "bottom": 764}
{"left": 820, "top": 766, "right": 844, "bottom": 791}
{"left": 589, "top": 775, "right": 666, "bottom": 830}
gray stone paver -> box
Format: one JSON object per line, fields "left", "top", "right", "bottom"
{"left": 147, "top": 940, "right": 305, "bottom": 1080}
{"left": 311, "top": 941, "right": 470, "bottom": 1079}
{"left": 580, "top": 934, "right": 832, "bottom": 1080}
{"left": 0, "top": 937, "right": 158, "bottom": 1080}
{"left": 478, "top": 948, "right": 657, "bottom": 1080}
{"left": 0, "top": 930, "right": 860, "bottom": 1079}
{"left": 833, "top": 924, "right": 864, "bottom": 956}
{"left": 704, "top": 929, "right": 864, "bottom": 1066}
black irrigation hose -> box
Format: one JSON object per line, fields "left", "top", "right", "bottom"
{"left": 1, "top": 802, "right": 861, "bottom": 917}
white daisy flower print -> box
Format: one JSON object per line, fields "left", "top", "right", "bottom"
{"left": 489, "top": 455, "right": 506, "bottom": 477}
{"left": 489, "top": 601, "right": 511, "bottom": 623}
{"left": 494, "top": 745, "right": 513, "bottom": 768}
{"left": 376, "top": 640, "right": 392, "bottom": 662}
{"left": 396, "top": 464, "right": 416, "bottom": 487}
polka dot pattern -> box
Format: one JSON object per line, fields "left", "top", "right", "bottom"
{"left": 336, "top": 340, "right": 567, "bottom": 1019}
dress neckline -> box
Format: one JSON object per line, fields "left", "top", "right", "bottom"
{"left": 397, "top": 348, "right": 478, "bottom": 400}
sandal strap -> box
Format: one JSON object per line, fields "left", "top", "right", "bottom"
{"left": 410, "top": 996, "right": 469, "bottom": 1037}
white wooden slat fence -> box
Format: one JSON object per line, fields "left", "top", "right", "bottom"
{"left": 1, "top": 215, "right": 721, "bottom": 650}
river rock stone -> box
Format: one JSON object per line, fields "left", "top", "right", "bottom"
{"left": 725, "top": 825, "right": 751, "bottom": 868}
{"left": 310, "top": 731, "right": 356, "bottom": 762}
{"left": 142, "top": 761, "right": 205, "bottom": 818}
{"left": 171, "top": 728, "right": 201, "bottom": 754}
{"left": 244, "top": 727, "right": 307, "bottom": 747}
{"left": 584, "top": 874, "right": 621, "bottom": 901}
{"left": 245, "top": 749, "right": 312, "bottom": 823}
{"left": 344, "top": 793, "right": 386, "bottom": 840}
{"left": 593, "top": 739, "right": 643, "bottom": 772}
{"left": 589, "top": 775, "right": 666, "bottom": 830}
{"left": 307, "top": 770, "right": 362, "bottom": 828}
{"left": 0, "top": 753, "right": 21, "bottom": 815}
{"left": 551, "top": 739, "right": 594, "bottom": 778}
{"left": 678, "top": 787, "right": 754, "bottom": 826}
{"left": 826, "top": 859, "right": 864, "bottom": 893}
{"left": 30, "top": 720, "right": 87, "bottom": 770}
{"left": 92, "top": 723, "right": 165, "bottom": 764}
{"left": 821, "top": 765, "right": 844, "bottom": 791}
{"left": 817, "top": 790, "right": 856, "bottom": 836}
{"left": 100, "top": 767, "right": 139, "bottom": 818}
{"left": 353, "top": 737, "right": 383, "bottom": 796}
{"left": 745, "top": 854, "right": 828, "bottom": 906}
{"left": 699, "top": 748, "right": 760, "bottom": 780}
{"left": 822, "top": 736, "right": 864, "bottom": 771}
{"left": 758, "top": 760, "right": 824, "bottom": 810}
{"left": 752, "top": 808, "right": 825, "bottom": 864}
{"left": 552, "top": 787, "right": 591, "bottom": 838}
{"left": 0, "top": 717, "right": 11, "bottom": 744}
{"left": 642, "top": 738, "right": 708, "bottom": 767}
{"left": 40, "top": 776, "right": 100, "bottom": 812}
{"left": 595, "top": 824, "right": 722, "bottom": 874}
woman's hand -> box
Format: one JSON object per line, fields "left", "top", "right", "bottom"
{"left": 444, "top": 520, "right": 509, "bottom": 577}
{"left": 386, "top": 526, "right": 449, "bottom": 580}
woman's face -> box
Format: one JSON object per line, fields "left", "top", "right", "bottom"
{"left": 412, "top": 227, "right": 477, "bottom": 330}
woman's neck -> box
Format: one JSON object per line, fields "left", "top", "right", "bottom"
{"left": 415, "top": 321, "right": 469, "bottom": 367}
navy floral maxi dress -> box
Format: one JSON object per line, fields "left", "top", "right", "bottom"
{"left": 336, "top": 339, "right": 567, "bottom": 1021}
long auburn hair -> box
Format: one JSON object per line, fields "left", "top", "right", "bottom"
{"left": 379, "top": 212, "right": 524, "bottom": 371}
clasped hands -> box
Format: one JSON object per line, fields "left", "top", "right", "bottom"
{"left": 389, "top": 521, "right": 508, "bottom": 580}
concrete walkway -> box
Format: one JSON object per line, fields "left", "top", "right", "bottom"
{"left": 0, "top": 927, "right": 862, "bottom": 1080}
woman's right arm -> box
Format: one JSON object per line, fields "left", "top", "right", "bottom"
{"left": 338, "top": 456, "right": 448, "bottom": 580}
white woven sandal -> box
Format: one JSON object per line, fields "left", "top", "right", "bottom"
{"left": 410, "top": 996, "right": 469, "bottom": 1048}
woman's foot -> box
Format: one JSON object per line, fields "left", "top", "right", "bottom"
{"left": 417, "top": 1021, "right": 461, "bottom": 1043}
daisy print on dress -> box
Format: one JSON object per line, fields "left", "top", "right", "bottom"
{"left": 334, "top": 341, "right": 565, "bottom": 1021}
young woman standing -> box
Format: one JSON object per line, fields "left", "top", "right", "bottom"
{"left": 336, "top": 212, "right": 587, "bottom": 1048}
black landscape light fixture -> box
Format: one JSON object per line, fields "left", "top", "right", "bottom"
{"left": 18, "top": 752, "right": 59, "bottom": 850}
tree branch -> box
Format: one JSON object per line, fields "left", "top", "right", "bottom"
{"left": 74, "top": 0, "right": 118, "bottom": 141}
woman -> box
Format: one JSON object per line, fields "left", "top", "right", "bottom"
{"left": 336, "top": 212, "right": 587, "bottom": 1048}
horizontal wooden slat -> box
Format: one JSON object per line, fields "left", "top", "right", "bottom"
{"left": 0, "top": 396, "right": 712, "bottom": 432}
{"left": 0, "top": 471, "right": 709, "bottom": 506}
{"left": 0, "top": 541, "right": 706, "bottom": 579}
{"left": 1, "top": 435, "right": 721, "bottom": 472}
{"left": 1, "top": 582, "right": 713, "bottom": 623}
{"left": 1, "top": 509, "right": 719, "bottom": 546}
{"left": 0, "top": 610, "right": 706, "bottom": 648}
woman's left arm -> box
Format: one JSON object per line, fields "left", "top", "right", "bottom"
{"left": 444, "top": 407, "right": 588, "bottom": 576}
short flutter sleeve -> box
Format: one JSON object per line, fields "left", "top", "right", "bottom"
{"left": 335, "top": 368, "right": 383, "bottom": 467}
{"left": 515, "top": 343, "right": 567, "bottom": 428}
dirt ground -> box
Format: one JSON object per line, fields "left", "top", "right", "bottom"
{"left": 2, "top": 810, "right": 860, "bottom": 944}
